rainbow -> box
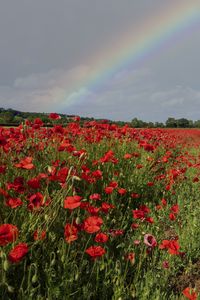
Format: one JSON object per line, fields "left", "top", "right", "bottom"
{"left": 61, "top": 1, "right": 200, "bottom": 108}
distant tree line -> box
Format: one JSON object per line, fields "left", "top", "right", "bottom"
{"left": 131, "top": 117, "right": 199, "bottom": 128}
{"left": 0, "top": 108, "right": 200, "bottom": 128}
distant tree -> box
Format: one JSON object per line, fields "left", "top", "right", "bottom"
{"left": 194, "top": 120, "right": 200, "bottom": 128}
{"left": 188, "top": 120, "right": 194, "bottom": 128}
{"left": 176, "top": 118, "right": 190, "bottom": 128}
{"left": 147, "top": 122, "right": 155, "bottom": 128}
{"left": 131, "top": 118, "right": 145, "bottom": 128}
{"left": 166, "top": 118, "right": 177, "bottom": 128}
{"left": 0, "top": 111, "right": 14, "bottom": 123}
{"left": 155, "top": 122, "right": 165, "bottom": 128}
{"left": 13, "top": 115, "right": 24, "bottom": 124}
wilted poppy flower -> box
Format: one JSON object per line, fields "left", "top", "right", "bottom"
{"left": 134, "top": 240, "right": 140, "bottom": 245}
{"left": 85, "top": 245, "right": 106, "bottom": 259}
{"left": 144, "top": 234, "right": 157, "bottom": 248}
{"left": 0, "top": 224, "right": 19, "bottom": 246}
{"left": 8, "top": 243, "right": 28, "bottom": 263}
{"left": 131, "top": 223, "right": 139, "bottom": 230}
{"left": 109, "top": 229, "right": 124, "bottom": 237}
{"left": 162, "top": 260, "right": 169, "bottom": 269}
{"left": 125, "top": 252, "right": 135, "bottom": 265}
{"left": 33, "top": 229, "right": 46, "bottom": 241}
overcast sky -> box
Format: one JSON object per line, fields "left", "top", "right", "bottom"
{"left": 0, "top": 0, "right": 200, "bottom": 121}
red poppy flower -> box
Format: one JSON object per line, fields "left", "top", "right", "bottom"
{"left": 64, "top": 223, "right": 78, "bottom": 243}
{"left": 136, "top": 164, "right": 143, "bottom": 169}
{"left": 85, "top": 245, "right": 106, "bottom": 259}
{"left": 161, "top": 198, "right": 167, "bottom": 206}
{"left": 92, "top": 170, "right": 102, "bottom": 179}
{"left": 28, "top": 192, "right": 44, "bottom": 211}
{"left": 27, "top": 178, "right": 41, "bottom": 189}
{"left": 131, "top": 193, "right": 140, "bottom": 199}
{"left": 159, "top": 239, "right": 180, "bottom": 255}
{"left": 8, "top": 243, "right": 28, "bottom": 263}
{"left": 146, "top": 216, "right": 155, "bottom": 223}
{"left": 170, "top": 204, "right": 179, "bottom": 214}
{"left": 109, "top": 181, "right": 118, "bottom": 188}
{"left": 84, "top": 216, "right": 103, "bottom": 233}
{"left": 101, "top": 202, "right": 115, "bottom": 213}
{"left": 0, "top": 188, "right": 9, "bottom": 198}
{"left": 64, "top": 195, "right": 82, "bottom": 210}
{"left": 6, "top": 197, "right": 23, "bottom": 208}
{"left": 95, "top": 232, "right": 109, "bottom": 243}
{"left": 147, "top": 182, "right": 154, "bottom": 187}
{"left": 89, "top": 193, "right": 101, "bottom": 201}
{"left": 87, "top": 205, "right": 100, "bottom": 215}
{"left": 124, "top": 153, "right": 132, "bottom": 159}
{"left": 169, "top": 213, "right": 176, "bottom": 221}
{"left": 49, "top": 113, "right": 61, "bottom": 120}
{"left": 73, "top": 116, "right": 80, "bottom": 122}
{"left": 15, "top": 157, "right": 34, "bottom": 170}
{"left": 131, "top": 223, "right": 139, "bottom": 230}
{"left": 7, "top": 177, "right": 25, "bottom": 193}
{"left": 118, "top": 188, "right": 127, "bottom": 195}
{"left": 182, "top": 287, "right": 198, "bottom": 300}
{"left": 104, "top": 186, "right": 114, "bottom": 194}
{"left": 0, "top": 224, "right": 19, "bottom": 246}
{"left": 0, "top": 165, "right": 6, "bottom": 174}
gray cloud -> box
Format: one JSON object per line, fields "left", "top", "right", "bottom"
{"left": 0, "top": 0, "right": 200, "bottom": 121}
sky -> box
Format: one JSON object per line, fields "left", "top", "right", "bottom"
{"left": 0, "top": 0, "right": 200, "bottom": 122}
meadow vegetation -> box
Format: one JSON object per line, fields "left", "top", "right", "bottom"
{"left": 0, "top": 114, "right": 199, "bottom": 299}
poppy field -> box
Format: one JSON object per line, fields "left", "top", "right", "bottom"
{"left": 0, "top": 115, "right": 200, "bottom": 299}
